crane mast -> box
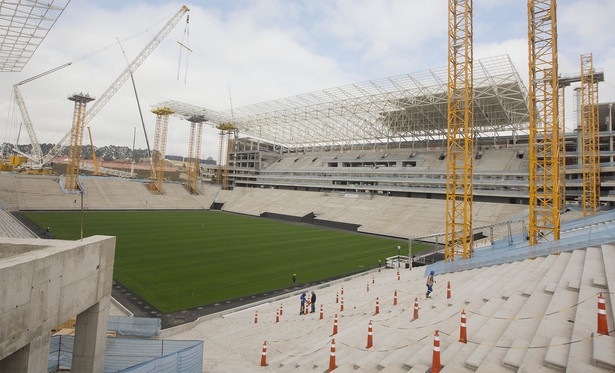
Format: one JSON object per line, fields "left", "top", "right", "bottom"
{"left": 37, "top": 5, "right": 190, "bottom": 167}
{"left": 445, "top": 0, "right": 473, "bottom": 262}
{"left": 527, "top": 0, "right": 560, "bottom": 244}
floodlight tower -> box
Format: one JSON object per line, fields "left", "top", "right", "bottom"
{"left": 185, "top": 115, "right": 205, "bottom": 195}
{"left": 580, "top": 53, "right": 600, "bottom": 216}
{"left": 148, "top": 107, "right": 174, "bottom": 194}
{"left": 445, "top": 0, "right": 473, "bottom": 262}
{"left": 65, "top": 93, "right": 95, "bottom": 191}
{"left": 527, "top": 0, "right": 560, "bottom": 244}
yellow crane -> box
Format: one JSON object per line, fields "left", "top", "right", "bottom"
{"left": 527, "top": 0, "right": 560, "bottom": 244}
{"left": 580, "top": 53, "right": 600, "bottom": 216}
{"left": 445, "top": 0, "right": 474, "bottom": 262}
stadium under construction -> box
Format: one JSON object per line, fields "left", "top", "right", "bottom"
{"left": 1, "top": 1, "right": 615, "bottom": 372}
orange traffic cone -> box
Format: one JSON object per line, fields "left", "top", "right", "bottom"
{"left": 598, "top": 293, "right": 609, "bottom": 335}
{"left": 336, "top": 292, "right": 339, "bottom": 304}
{"left": 328, "top": 339, "right": 336, "bottom": 372}
{"left": 413, "top": 298, "right": 419, "bottom": 321}
{"left": 366, "top": 320, "right": 374, "bottom": 348}
{"left": 394, "top": 290, "right": 398, "bottom": 306}
{"left": 341, "top": 286, "right": 344, "bottom": 295}
{"left": 332, "top": 314, "right": 338, "bottom": 335}
{"left": 447, "top": 281, "right": 451, "bottom": 299}
{"left": 280, "top": 303, "right": 283, "bottom": 316}
{"left": 431, "top": 331, "right": 441, "bottom": 373}
{"left": 260, "top": 341, "right": 267, "bottom": 366}
{"left": 340, "top": 297, "right": 344, "bottom": 312}
{"left": 460, "top": 309, "right": 467, "bottom": 343}
{"left": 375, "top": 297, "right": 380, "bottom": 315}
{"left": 254, "top": 310, "right": 258, "bottom": 324}
{"left": 367, "top": 283, "right": 370, "bottom": 292}
{"left": 276, "top": 309, "right": 279, "bottom": 323}
{"left": 320, "top": 304, "right": 324, "bottom": 320}
{"left": 397, "top": 269, "right": 400, "bottom": 281}
{"left": 372, "top": 274, "right": 375, "bottom": 284}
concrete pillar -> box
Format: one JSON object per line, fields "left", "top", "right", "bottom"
{"left": 0, "top": 331, "right": 51, "bottom": 373}
{"left": 71, "top": 296, "right": 110, "bottom": 373}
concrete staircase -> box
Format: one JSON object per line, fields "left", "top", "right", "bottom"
{"left": 0, "top": 208, "right": 37, "bottom": 238}
{"left": 165, "top": 241, "right": 615, "bottom": 372}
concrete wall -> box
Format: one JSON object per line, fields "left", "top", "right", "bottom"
{"left": 0, "top": 235, "right": 115, "bottom": 373}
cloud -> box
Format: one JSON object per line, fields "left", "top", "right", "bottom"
{"left": 1, "top": 0, "right": 614, "bottom": 160}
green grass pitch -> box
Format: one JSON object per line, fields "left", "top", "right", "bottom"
{"left": 23, "top": 210, "right": 421, "bottom": 313}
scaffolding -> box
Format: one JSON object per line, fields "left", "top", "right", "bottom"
{"left": 445, "top": 0, "right": 473, "bottom": 262}
{"left": 185, "top": 115, "right": 205, "bottom": 195}
{"left": 216, "top": 129, "right": 225, "bottom": 185}
{"left": 215, "top": 124, "right": 237, "bottom": 190}
{"left": 65, "top": 93, "right": 95, "bottom": 191}
{"left": 559, "top": 86, "right": 566, "bottom": 209}
{"left": 148, "top": 107, "right": 174, "bottom": 194}
{"left": 581, "top": 53, "right": 600, "bottom": 216}
{"left": 527, "top": 0, "right": 560, "bottom": 244}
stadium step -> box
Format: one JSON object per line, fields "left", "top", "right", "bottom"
{"left": 592, "top": 334, "right": 615, "bottom": 370}
{"left": 480, "top": 251, "right": 574, "bottom": 370}
{"left": 565, "top": 246, "right": 609, "bottom": 371}
{"left": 441, "top": 255, "right": 562, "bottom": 369}
{"left": 601, "top": 244, "right": 615, "bottom": 326}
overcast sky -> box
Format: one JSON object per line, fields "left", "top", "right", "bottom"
{"left": 1, "top": 0, "right": 614, "bottom": 160}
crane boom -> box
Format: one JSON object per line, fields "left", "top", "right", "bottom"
{"left": 40, "top": 5, "right": 190, "bottom": 166}
{"left": 13, "top": 85, "right": 43, "bottom": 164}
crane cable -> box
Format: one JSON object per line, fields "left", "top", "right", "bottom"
{"left": 177, "top": 14, "right": 191, "bottom": 84}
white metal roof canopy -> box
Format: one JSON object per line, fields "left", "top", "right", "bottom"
{"left": 160, "top": 55, "right": 529, "bottom": 149}
{"left": 0, "top": 0, "right": 71, "bottom": 72}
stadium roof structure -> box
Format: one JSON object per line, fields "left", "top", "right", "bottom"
{"left": 0, "top": 0, "right": 71, "bottom": 72}
{"left": 159, "top": 55, "right": 530, "bottom": 149}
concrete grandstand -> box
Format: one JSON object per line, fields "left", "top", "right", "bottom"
{"left": 2, "top": 48, "right": 615, "bottom": 371}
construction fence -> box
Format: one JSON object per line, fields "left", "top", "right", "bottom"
{"left": 48, "top": 335, "right": 203, "bottom": 373}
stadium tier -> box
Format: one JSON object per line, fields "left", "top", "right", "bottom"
{"left": 162, "top": 239, "right": 615, "bottom": 372}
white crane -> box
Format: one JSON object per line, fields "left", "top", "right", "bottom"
{"left": 13, "top": 5, "right": 190, "bottom": 168}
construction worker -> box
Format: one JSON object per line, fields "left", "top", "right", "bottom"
{"left": 292, "top": 273, "right": 296, "bottom": 287}
{"left": 426, "top": 270, "right": 435, "bottom": 298}
{"left": 310, "top": 291, "right": 316, "bottom": 313}
{"left": 300, "top": 292, "right": 306, "bottom": 315}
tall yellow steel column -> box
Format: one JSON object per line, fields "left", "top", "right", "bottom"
{"left": 216, "top": 129, "right": 225, "bottom": 185}
{"left": 580, "top": 53, "right": 600, "bottom": 216}
{"left": 559, "top": 86, "right": 566, "bottom": 210}
{"left": 148, "top": 107, "right": 174, "bottom": 194}
{"left": 216, "top": 123, "right": 237, "bottom": 190}
{"left": 65, "top": 93, "right": 95, "bottom": 191}
{"left": 192, "top": 123, "right": 203, "bottom": 192}
{"left": 527, "top": 0, "right": 560, "bottom": 244}
{"left": 186, "top": 122, "right": 197, "bottom": 193}
{"left": 445, "top": 0, "right": 473, "bottom": 262}
{"left": 223, "top": 133, "right": 232, "bottom": 190}
{"left": 185, "top": 119, "right": 203, "bottom": 195}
